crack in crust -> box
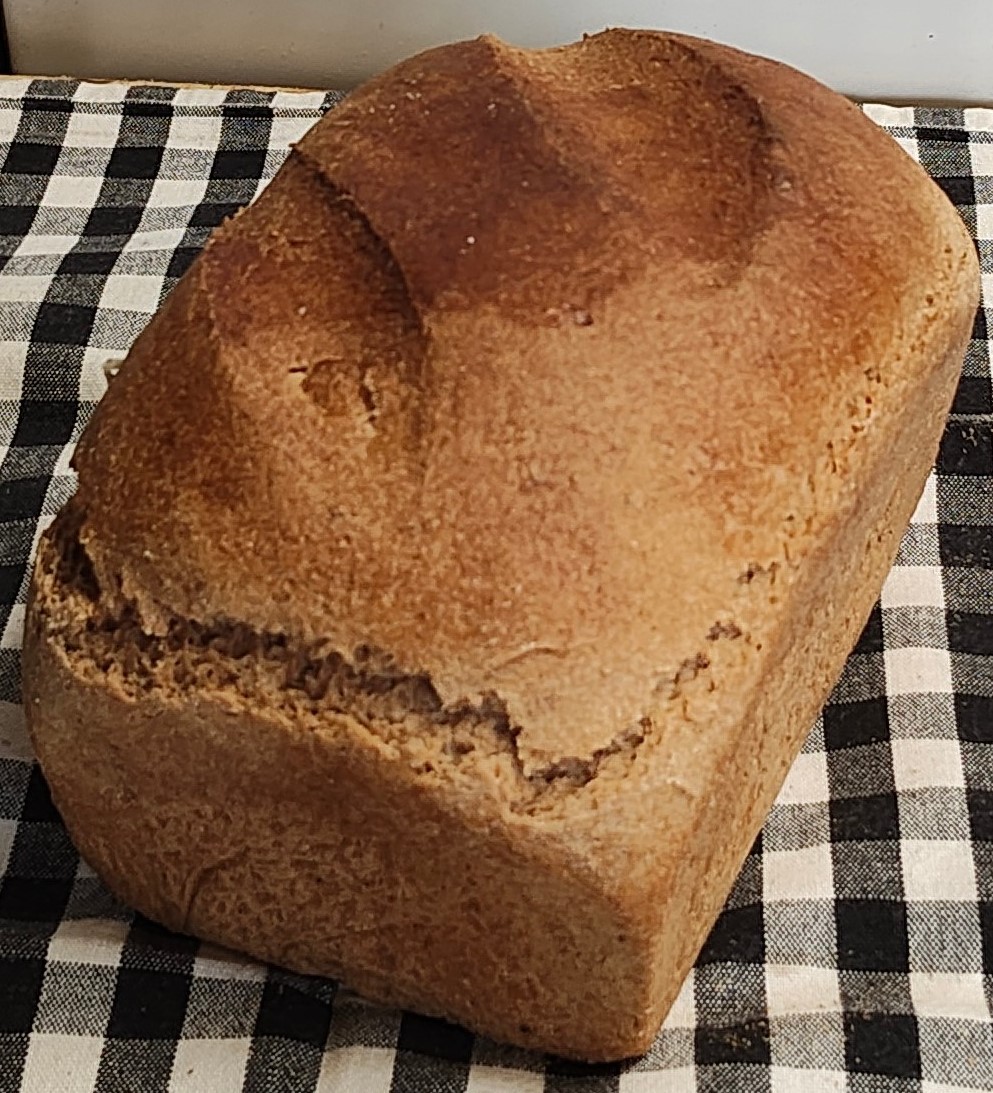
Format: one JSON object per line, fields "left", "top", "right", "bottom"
{"left": 48, "top": 504, "right": 677, "bottom": 811}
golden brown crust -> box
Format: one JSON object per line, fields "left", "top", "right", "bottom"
{"left": 23, "top": 29, "right": 980, "bottom": 1060}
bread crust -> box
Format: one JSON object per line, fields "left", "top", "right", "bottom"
{"left": 23, "top": 29, "right": 979, "bottom": 1060}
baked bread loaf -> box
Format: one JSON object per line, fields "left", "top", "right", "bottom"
{"left": 23, "top": 29, "right": 978, "bottom": 1061}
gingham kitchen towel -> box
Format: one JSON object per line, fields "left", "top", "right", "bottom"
{"left": 0, "top": 76, "right": 991, "bottom": 1093}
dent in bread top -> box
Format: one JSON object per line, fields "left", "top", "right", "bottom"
{"left": 71, "top": 29, "right": 976, "bottom": 774}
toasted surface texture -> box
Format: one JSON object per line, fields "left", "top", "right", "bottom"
{"left": 23, "top": 29, "right": 979, "bottom": 1060}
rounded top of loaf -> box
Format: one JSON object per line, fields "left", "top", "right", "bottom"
{"left": 73, "top": 29, "right": 977, "bottom": 775}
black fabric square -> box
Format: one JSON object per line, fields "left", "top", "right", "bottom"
{"left": 123, "top": 96, "right": 173, "bottom": 115}
{"left": 3, "top": 141, "right": 61, "bottom": 176}
{"left": 252, "top": 979, "right": 333, "bottom": 1046}
{"left": 0, "top": 206, "right": 39, "bottom": 239}
{"left": 166, "top": 247, "right": 202, "bottom": 280}
{"left": 915, "top": 126, "right": 971, "bottom": 144}
{"left": 189, "top": 202, "right": 241, "bottom": 229}
{"left": 58, "top": 249, "right": 119, "bottom": 276}
{"left": 953, "top": 375, "right": 993, "bottom": 416}
{"left": 947, "top": 611, "right": 993, "bottom": 656}
{"left": 19, "top": 765, "right": 62, "bottom": 823}
{"left": 936, "top": 175, "right": 976, "bottom": 208}
{"left": 969, "top": 790, "right": 993, "bottom": 842}
{"left": 31, "top": 301, "right": 96, "bottom": 347}
{"left": 837, "top": 901, "right": 909, "bottom": 972}
{"left": 83, "top": 205, "right": 144, "bottom": 238}
{"left": 210, "top": 149, "right": 267, "bottom": 180}
{"left": 6, "top": 821, "right": 78, "bottom": 879}
{"left": 396, "top": 1012, "right": 474, "bottom": 1063}
{"left": 0, "top": 959, "right": 45, "bottom": 1032}
{"left": 956, "top": 694, "right": 993, "bottom": 743}
{"left": 981, "top": 902, "right": 993, "bottom": 974}
{"left": 0, "top": 476, "right": 49, "bottom": 521}
{"left": 0, "top": 565, "right": 23, "bottom": 606}
{"left": 20, "top": 94, "right": 72, "bottom": 114}
{"left": 940, "top": 525, "right": 993, "bottom": 569}
{"left": 12, "top": 401, "right": 78, "bottom": 447}
{"left": 697, "top": 904, "right": 764, "bottom": 965}
{"left": 853, "top": 605, "right": 885, "bottom": 654}
{"left": 105, "top": 968, "right": 191, "bottom": 1039}
{"left": 0, "top": 875, "right": 75, "bottom": 923}
{"left": 973, "top": 307, "right": 988, "bottom": 342}
{"left": 694, "top": 1019, "right": 771, "bottom": 1067}
{"left": 545, "top": 1058, "right": 621, "bottom": 1091}
{"left": 831, "top": 793, "right": 900, "bottom": 842}
{"left": 844, "top": 1012, "right": 921, "bottom": 1078}
{"left": 824, "top": 697, "right": 890, "bottom": 751}
{"left": 105, "top": 144, "right": 165, "bottom": 180}
{"left": 937, "top": 423, "right": 993, "bottom": 476}
{"left": 221, "top": 100, "right": 272, "bottom": 117}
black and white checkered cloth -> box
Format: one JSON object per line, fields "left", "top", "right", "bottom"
{"left": 0, "top": 75, "right": 991, "bottom": 1093}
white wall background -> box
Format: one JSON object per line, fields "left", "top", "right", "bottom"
{"left": 7, "top": 0, "right": 993, "bottom": 101}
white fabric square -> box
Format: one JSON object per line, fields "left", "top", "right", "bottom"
{"left": 0, "top": 82, "right": 34, "bottom": 139}
{"left": 621, "top": 1068, "right": 696, "bottom": 1092}
{"left": 902, "top": 840, "right": 978, "bottom": 902}
{"left": 0, "top": 274, "right": 54, "bottom": 305}
{"left": 885, "top": 647, "right": 953, "bottom": 697}
{"left": 465, "top": 1065, "right": 546, "bottom": 1092}
{"left": 75, "top": 81, "right": 130, "bottom": 104}
{"left": 193, "top": 943, "right": 267, "bottom": 982}
{"left": 977, "top": 203, "right": 993, "bottom": 250}
{"left": 48, "top": 917, "right": 128, "bottom": 967}
{"left": 169, "top": 1038, "right": 251, "bottom": 1093}
{"left": 771, "top": 1067, "right": 846, "bottom": 1093}
{"left": 42, "top": 171, "right": 106, "bottom": 211}
{"left": 775, "top": 749, "right": 830, "bottom": 807}
{"left": 14, "top": 233, "right": 78, "bottom": 258}
{"left": 20, "top": 1033, "right": 103, "bottom": 1093}
{"left": 172, "top": 88, "right": 228, "bottom": 110}
{"left": 891, "top": 738, "right": 966, "bottom": 791}
{"left": 911, "top": 972, "right": 990, "bottom": 1020}
{"left": 271, "top": 90, "right": 329, "bottom": 113}
{"left": 0, "top": 817, "right": 15, "bottom": 876}
{"left": 882, "top": 565, "right": 945, "bottom": 610}
{"left": 317, "top": 1045, "right": 400, "bottom": 1093}
{"left": 61, "top": 109, "right": 122, "bottom": 150}
{"left": 51, "top": 442, "right": 79, "bottom": 479}
{"left": 863, "top": 104, "right": 915, "bottom": 127}
{"left": 662, "top": 970, "right": 696, "bottom": 1029}
{"left": 100, "top": 273, "right": 164, "bottom": 315}
{"left": 765, "top": 964, "right": 842, "bottom": 1018}
{"left": 164, "top": 111, "right": 223, "bottom": 151}
{"left": 81, "top": 346, "right": 116, "bottom": 401}
{"left": 764, "top": 844, "right": 834, "bottom": 901}
{"left": 122, "top": 226, "right": 187, "bottom": 255}
{"left": 2, "top": 605, "right": 25, "bottom": 650}
{"left": 269, "top": 114, "right": 323, "bottom": 156}
{"left": 911, "top": 475, "right": 938, "bottom": 525}
{"left": 0, "top": 352, "right": 26, "bottom": 400}
{"left": 147, "top": 176, "right": 211, "bottom": 209}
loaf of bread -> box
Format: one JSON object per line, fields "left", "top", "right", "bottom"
{"left": 23, "top": 29, "right": 978, "bottom": 1060}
